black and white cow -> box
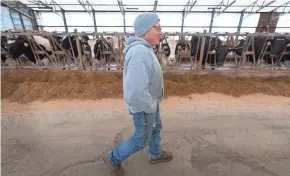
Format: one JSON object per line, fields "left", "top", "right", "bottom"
{"left": 159, "top": 37, "right": 177, "bottom": 69}
{"left": 1, "top": 36, "right": 8, "bottom": 64}
{"left": 88, "top": 36, "right": 124, "bottom": 67}
{"left": 228, "top": 35, "right": 290, "bottom": 66}
{"left": 157, "top": 37, "right": 191, "bottom": 69}
{"left": 60, "top": 35, "right": 92, "bottom": 65}
{"left": 175, "top": 40, "right": 191, "bottom": 62}
{"left": 89, "top": 37, "right": 112, "bottom": 65}
{"left": 228, "top": 36, "right": 268, "bottom": 64}
{"left": 190, "top": 36, "right": 228, "bottom": 69}
{"left": 267, "top": 36, "right": 290, "bottom": 65}
{"left": 5, "top": 35, "right": 53, "bottom": 67}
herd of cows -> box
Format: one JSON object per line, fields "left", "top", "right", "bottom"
{"left": 1, "top": 31, "right": 290, "bottom": 70}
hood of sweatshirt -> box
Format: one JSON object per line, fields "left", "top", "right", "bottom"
{"left": 123, "top": 36, "right": 152, "bottom": 54}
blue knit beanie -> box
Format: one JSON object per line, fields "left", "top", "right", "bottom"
{"left": 133, "top": 12, "right": 160, "bottom": 37}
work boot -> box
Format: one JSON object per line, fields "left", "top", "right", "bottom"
{"left": 149, "top": 150, "right": 173, "bottom": 164}
{"left": 102, "top": 153, "right": 124, "bottom": 176}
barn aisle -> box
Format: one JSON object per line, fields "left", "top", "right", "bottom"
{"left": 2, "top": 94, "right": 290, "bottom": 176}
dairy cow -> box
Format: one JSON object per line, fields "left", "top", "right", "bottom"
{"left": 228, "top": 36, "right": 268, "bottom": 64}
{"left": 158, "top": 37, "right": 191, "bottom": 69}
{"left": 267, "top": 36, "right": 290, "bottom": 65}
{"left": 91, "top": 37, "right": 112, "bottom": 65}
{"left": 5, "top": 35, "right": 53, "bottom": 67}
{"left": 1, "top": 36, "right": 8, "bottom": 64}
{"left": 190, "top": 36, "right": 228, "bottom": 69}
{"left": 159, "top": 37, "right": 177, "bottom": 69}
{"left": 175, "top": 40, "right": 191, "bottom": 62}
{"left": 60, "top": 35, "right": 91, "bottom": 65}
{"left": 228, "top": 35, "right": 290, "bottom": 65}
{"left": 88, "top": 36, "right": 124, "bottom": 67}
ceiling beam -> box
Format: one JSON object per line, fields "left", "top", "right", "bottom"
{"left": 30, "top": 10, "right": 282, "bottom": 13}
{"left": 183, "top": 0, "right": 197, "bottom": 18}
{"left": 20, "top": 3, "right": 290, "bottom": 7}
{"left": 117, "top": 0, "right": 125, "bottom": 17}
{"left": 1, "top": 1, "right": 33, "bottom": 19}
{"left": 270, "top": 1, "right": 290, "bottom": 12}
{"left": 215, "top": 0, "right": 237, "bottom": 18}
{"left": 78, "top": 0, "right": 95, "bottom": 19}
{"left": 30, "top": 0, "right": 68, "bottom": 32}
{"left": 181, "top": 0, "right": 197, "bottom": 36}
{"left": 255, "top": 0, "right": 275, "bottom": 12}
{"left": 241, "top": 0, "right": 259, "bottom": 12}
{"left": 117, "top": 0, "right": 126, "bottom": 33}
{"left": 207, "top": 0, "right": 237, "bottom": 33}
{"left": 266, "top": 1, "right": 290, "bottom": 31}
{"left": 78, "top": 0, "right": 97, "bottom": 33}
{"left": 243, "top": 0, "right": 275, "bottom": 19}
{"left": 29, "top": 0, "right": 64, "bottom": 19}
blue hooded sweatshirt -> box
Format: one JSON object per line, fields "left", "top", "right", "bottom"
{"left": 123, "top": 36, "right": 164, "bottom": 114}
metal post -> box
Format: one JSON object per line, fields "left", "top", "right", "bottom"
{"left": 123, "top": 14, "right": 126, "bottom": 34}
{"left": 199, "top": 36, "right": 205, "bottom": 69}
{"left": 19, "top": 12, "right": 26, "bottom": 30}
{"left": 209, "top": 9, "right": 215, "bottom": 33}
{"left": 117, "top": 0, "right": 126, "bottom": 34}
{"left": 93, "top": 11, "right": 97, "bottom": 33}
{"left": 30, "top": 10, "right": 39, "bottom": 30}
{"left": 74, "top": 29, "right": 84, "bottom": 70}
{"left": 181, "top": 10, "right": 185, "bottom": 36}
{"left": 62, "top": 10, "right": 68, "bottom": 32}
{"left": 236, "top": 11, "right": 245, "bottom": 40}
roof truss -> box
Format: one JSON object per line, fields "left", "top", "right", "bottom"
{"left": 29, "top": 0, "right": 64, "bottom": 19}
{"left": 270, "top": 1, "right": 290, "bottom": 20}
{"left": 243, "top": 0, "right": 275, "bottom": 19}
{"left": 117, "top": 0, "right": 125, "bottom": 18}
{"left": 214, "top": 0, "right": 237, "bottom": 18}
{"left": 183, "top": 0, "right": 197, "bottom": 18}
{"left": 78, "top": 0, "right": 95, "bottom": 19}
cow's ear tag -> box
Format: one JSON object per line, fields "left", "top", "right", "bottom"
{"left": 24, "top": 43, "right": 29, "bottom": 47}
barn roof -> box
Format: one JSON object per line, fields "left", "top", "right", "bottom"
{"left": 11, "top": 0, "right": 290, "bottom": 13}
{"left": 1, "top": 0, "right": 290, "bottom": 33}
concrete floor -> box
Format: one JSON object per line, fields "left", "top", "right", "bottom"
{"left": 1, "top": 93, "right": 290, "bottom": 176}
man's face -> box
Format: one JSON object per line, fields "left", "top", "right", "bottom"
{"left": 144, "top": 21, "right": 162, "bottom": 46}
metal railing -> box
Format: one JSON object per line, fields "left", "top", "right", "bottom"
{"left": 1, "top": 30, "right": 290, "bottom": 71}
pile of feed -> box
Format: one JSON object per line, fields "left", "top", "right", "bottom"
{"left": 2, "top": 69, "right": 290, "bottom": 103}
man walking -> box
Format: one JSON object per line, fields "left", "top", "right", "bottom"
{"left": 103, "top": 12, "right": 173, "bottom": 175}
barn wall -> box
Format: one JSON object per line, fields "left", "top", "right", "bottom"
{"left": 1, "top": 3, "right": 37, "bottom": 31}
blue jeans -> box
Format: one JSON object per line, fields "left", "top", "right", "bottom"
{"left": 108, "top": 104, "right": 162, "bottom": 164}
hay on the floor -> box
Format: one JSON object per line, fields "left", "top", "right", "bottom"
{"left": 1, "top": 69, "right": 290, "bottom": 103}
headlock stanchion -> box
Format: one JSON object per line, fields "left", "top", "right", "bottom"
{"left": 1, "top": 30, "right": 290, "bottom": 71}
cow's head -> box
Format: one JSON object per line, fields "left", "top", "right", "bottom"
{"left": 93, "top": 39, "right": 103, "bottom": 60}
{"left": 190, "top": 36, "right": 200, "bottom": 57}
{"left": 175, "top": 41, "right": 190, "bottom": 54}
{"left": 61, "top": 36, "right": 75, "bottom": 50}
{"left": 7, "top": 37, "right": 37, "bottom": 64}
{"left": 160, "top": 37, "right": 177, "bottom": 65}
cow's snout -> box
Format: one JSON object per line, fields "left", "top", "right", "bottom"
{"left": 168, "top": 57, "right": 175, "bottom": 65}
